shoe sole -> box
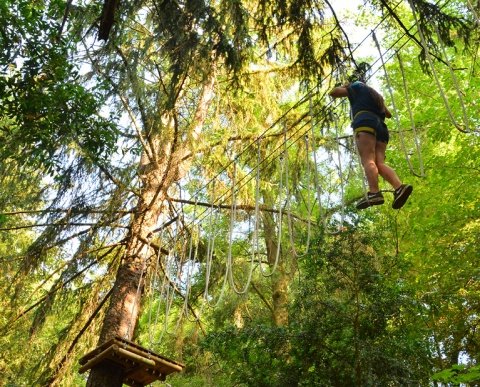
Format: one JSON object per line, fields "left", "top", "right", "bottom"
{"left": 392, "top": 185, "right": 413, "bottom": 209}
{"left": 356, "top": 199, "right": 384, "bottom": 210}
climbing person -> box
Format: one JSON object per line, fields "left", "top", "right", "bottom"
{"left": 329, "top": 79, "right": 412, "bottom": 210}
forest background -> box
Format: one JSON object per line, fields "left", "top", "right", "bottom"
{"left": 0, "top": 0, "right": 479, "bottom": 386}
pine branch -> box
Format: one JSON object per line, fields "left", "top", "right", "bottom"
{"left": 250, "top": 281, "right": 274, "bottom": 313}
{"left": 3, "top": 244, "right": 122, "bottom": 333}
{"left": 0, "top": 222, "right": 128, "bottom": 231}
{"left": 46, "top": 286, "right": 114, "bottom": 385}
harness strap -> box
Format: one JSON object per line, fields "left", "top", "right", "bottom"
{"left": 354, "top": 126, "right": 376, "bottom": 135}
{"left": 353, "top": 110, "right": 378, "bottom": 120}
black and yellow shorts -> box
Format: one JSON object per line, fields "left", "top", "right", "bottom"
{"left": 352, "top": 111, "right": 389, "bottom": 144}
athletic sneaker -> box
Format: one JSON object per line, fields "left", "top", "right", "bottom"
{"left": 356, "top": 191, "right": 385, "bottom": 210}
{"left": 392, "top": 184, "right": 413, "bottom": 209}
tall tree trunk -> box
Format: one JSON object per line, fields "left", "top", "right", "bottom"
{"left": 87, "top": 73, "right": 215, "bottom": 385}
{"left": 262, "top": 190, "right": 290, "bottom": 327}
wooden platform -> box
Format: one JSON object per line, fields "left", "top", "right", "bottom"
{"left": 79, "top": 336, "right": 185, "bottom": 386}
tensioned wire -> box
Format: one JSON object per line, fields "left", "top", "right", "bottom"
{"left": 189, "top": 0, "right": 458, "bottom": 217}
{"left": 144, "top": 0, "right": 460, "bottom": 331}
{"left": 148, "top": 0, "right": 456, "bottom": 282}
{"left": 140, "top": 0, "right": 469, "bottom": 345}
{"left": 170, "top": 32, "right": 414, "bottom": 237}
{"left": 167, "top": 0, "right": 407, "bottom": 211}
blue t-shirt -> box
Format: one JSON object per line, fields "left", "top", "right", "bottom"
{"left": 347, "top": 81, "right": 385, "bottom": 120}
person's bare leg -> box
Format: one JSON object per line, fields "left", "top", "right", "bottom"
{"left": 375, "top": 141, "right": 402, "bottom": 190}
{"left": 356, "top": 132, "right": 379, "bottom": 192}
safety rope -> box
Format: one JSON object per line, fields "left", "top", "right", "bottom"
{"left": 396, "top": 50, "right": 425, "bottom": 177}
{"left": 372, "top": 30, "right": 425, "bottom": 177}
{"left": 226, "top": 160, "right": 256, "bottom": 294}
{"left": 407, "top": 0, "right": 471, "bottom": 134}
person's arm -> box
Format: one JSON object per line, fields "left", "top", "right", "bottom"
{"left": 329, "top": 86, "right": 349, "bottom": 98}
{"left": 384, "top": 106, "right": 392, "bottom": 119}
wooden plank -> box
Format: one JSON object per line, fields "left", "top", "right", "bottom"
{"left": 78, "top": 345, "right": 117, "bottom": 374}
{"left": 78, "top": 336, "right": 185, "bottom": 386}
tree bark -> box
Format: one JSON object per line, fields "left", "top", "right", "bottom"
{"left": 87, "top": 73, "right": 215, "bottom": 385}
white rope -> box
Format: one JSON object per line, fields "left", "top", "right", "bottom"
{"left": 466, "top": 0, "right": 480, "bottom": 24}
{"left": 179, "top": 208, "right": 199, "bottom": 322}
{"left": 372, "top": 30, "right": 425, "bottom": 177}
{"left": 286, "top": 134, "right": 312, "bottom": 257}
{"left": 150, "top": 247, "right": 176, "bottom": 345}
{"left": 333, "top": 112, "right": 346, "bottom": 227}
{"left": 252, "top": 138, "right": 262, "bottom": 265}
{"left": 431, "top": 21, "right": 471, "bottom": 132}
{"left": 396, "top": 50, "right": 425, "bottom": 177}
{"left": 202, "top": 184, "right": 228, "bottom": 308}
{"left": 311, "top": 97, "right": 327, "bottom": 226}
{"left": 407, "top": 0, "right": 471, "bottom": 133}
{"left": 226, "top": 160, "right": 256, "bottom": 294}
{"left": 148, "top": 229, "right": 165, "bottom": 346}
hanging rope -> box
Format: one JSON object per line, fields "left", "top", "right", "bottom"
{"left": 466, "top": 0, "right": 480, "bottom": 24}
{"left": 226, "top": 159, "right": 256, "bottom": 294}
{"left": 178, "top": 200, "right": 200, "bottom": 325}
{"left": 286, "top": 133, "right": 312, "bottom": 257}
{"left": 432, "top": 21, "right": 472, "bottom": 132}
{"left": 202, "top": 181, "right": 229, "bottom": 308}
{"left": 125, "top": 235, "right": 152, "bottom": 340}
{"left": 252, "top": 138, "right": 262, "bottom": 265}
{"left": 310, "top": 95, "right": 327, "bottom": 227}
{"left": 148, "top": 239, "right": 176, "bottom": 346}
{"left": 259, "top": 139, "right": 284, "bottom": 278}
{"left": 407, "top": 0, "right": 471, "bottom": 134}
{"left": 396, "top": 50, "right": 425, "bottom": 177}
{"left": 333, "top": 111, "right": 346, "bottom": 228}
{"left": 372, "top": 30, "right": 425, "bottom": 177}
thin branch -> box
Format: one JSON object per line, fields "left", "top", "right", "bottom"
{"left": 0, "top": 209, "right": 134, "bottom": 216}
{"left": 46, "top": 286, "right": 114, "bottom": 385}
{"left": 167, "top": 197, "right": 313, "bottom": 224}
{"left": 250, "top": 281, "right": 274, "bottom": 313}
{"left": 324, "top": 0, "right": 357, "bottom": 68}
{"left": 0, "top": 222, "right": 128, "bottom": 231}
{"left": 2, "top": 245, "right": 120, "bottom": 333}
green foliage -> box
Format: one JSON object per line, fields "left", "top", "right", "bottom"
{"left": 432, "top": 364, "right": 480, "bottom": 385}
{"left": 1, "top": 1, "right": 479, "bottom": 386}
{"left": 287, "top": 230, "right": 431, "bottom": 386}
{"left": 190, "top": 227, "right": 431, "bottom": 387}
{"left": 201, "top": 324, "right": 293, "bottom": 387}
{"left": 0, "top": 0, "right": 118, "bottom": 174}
